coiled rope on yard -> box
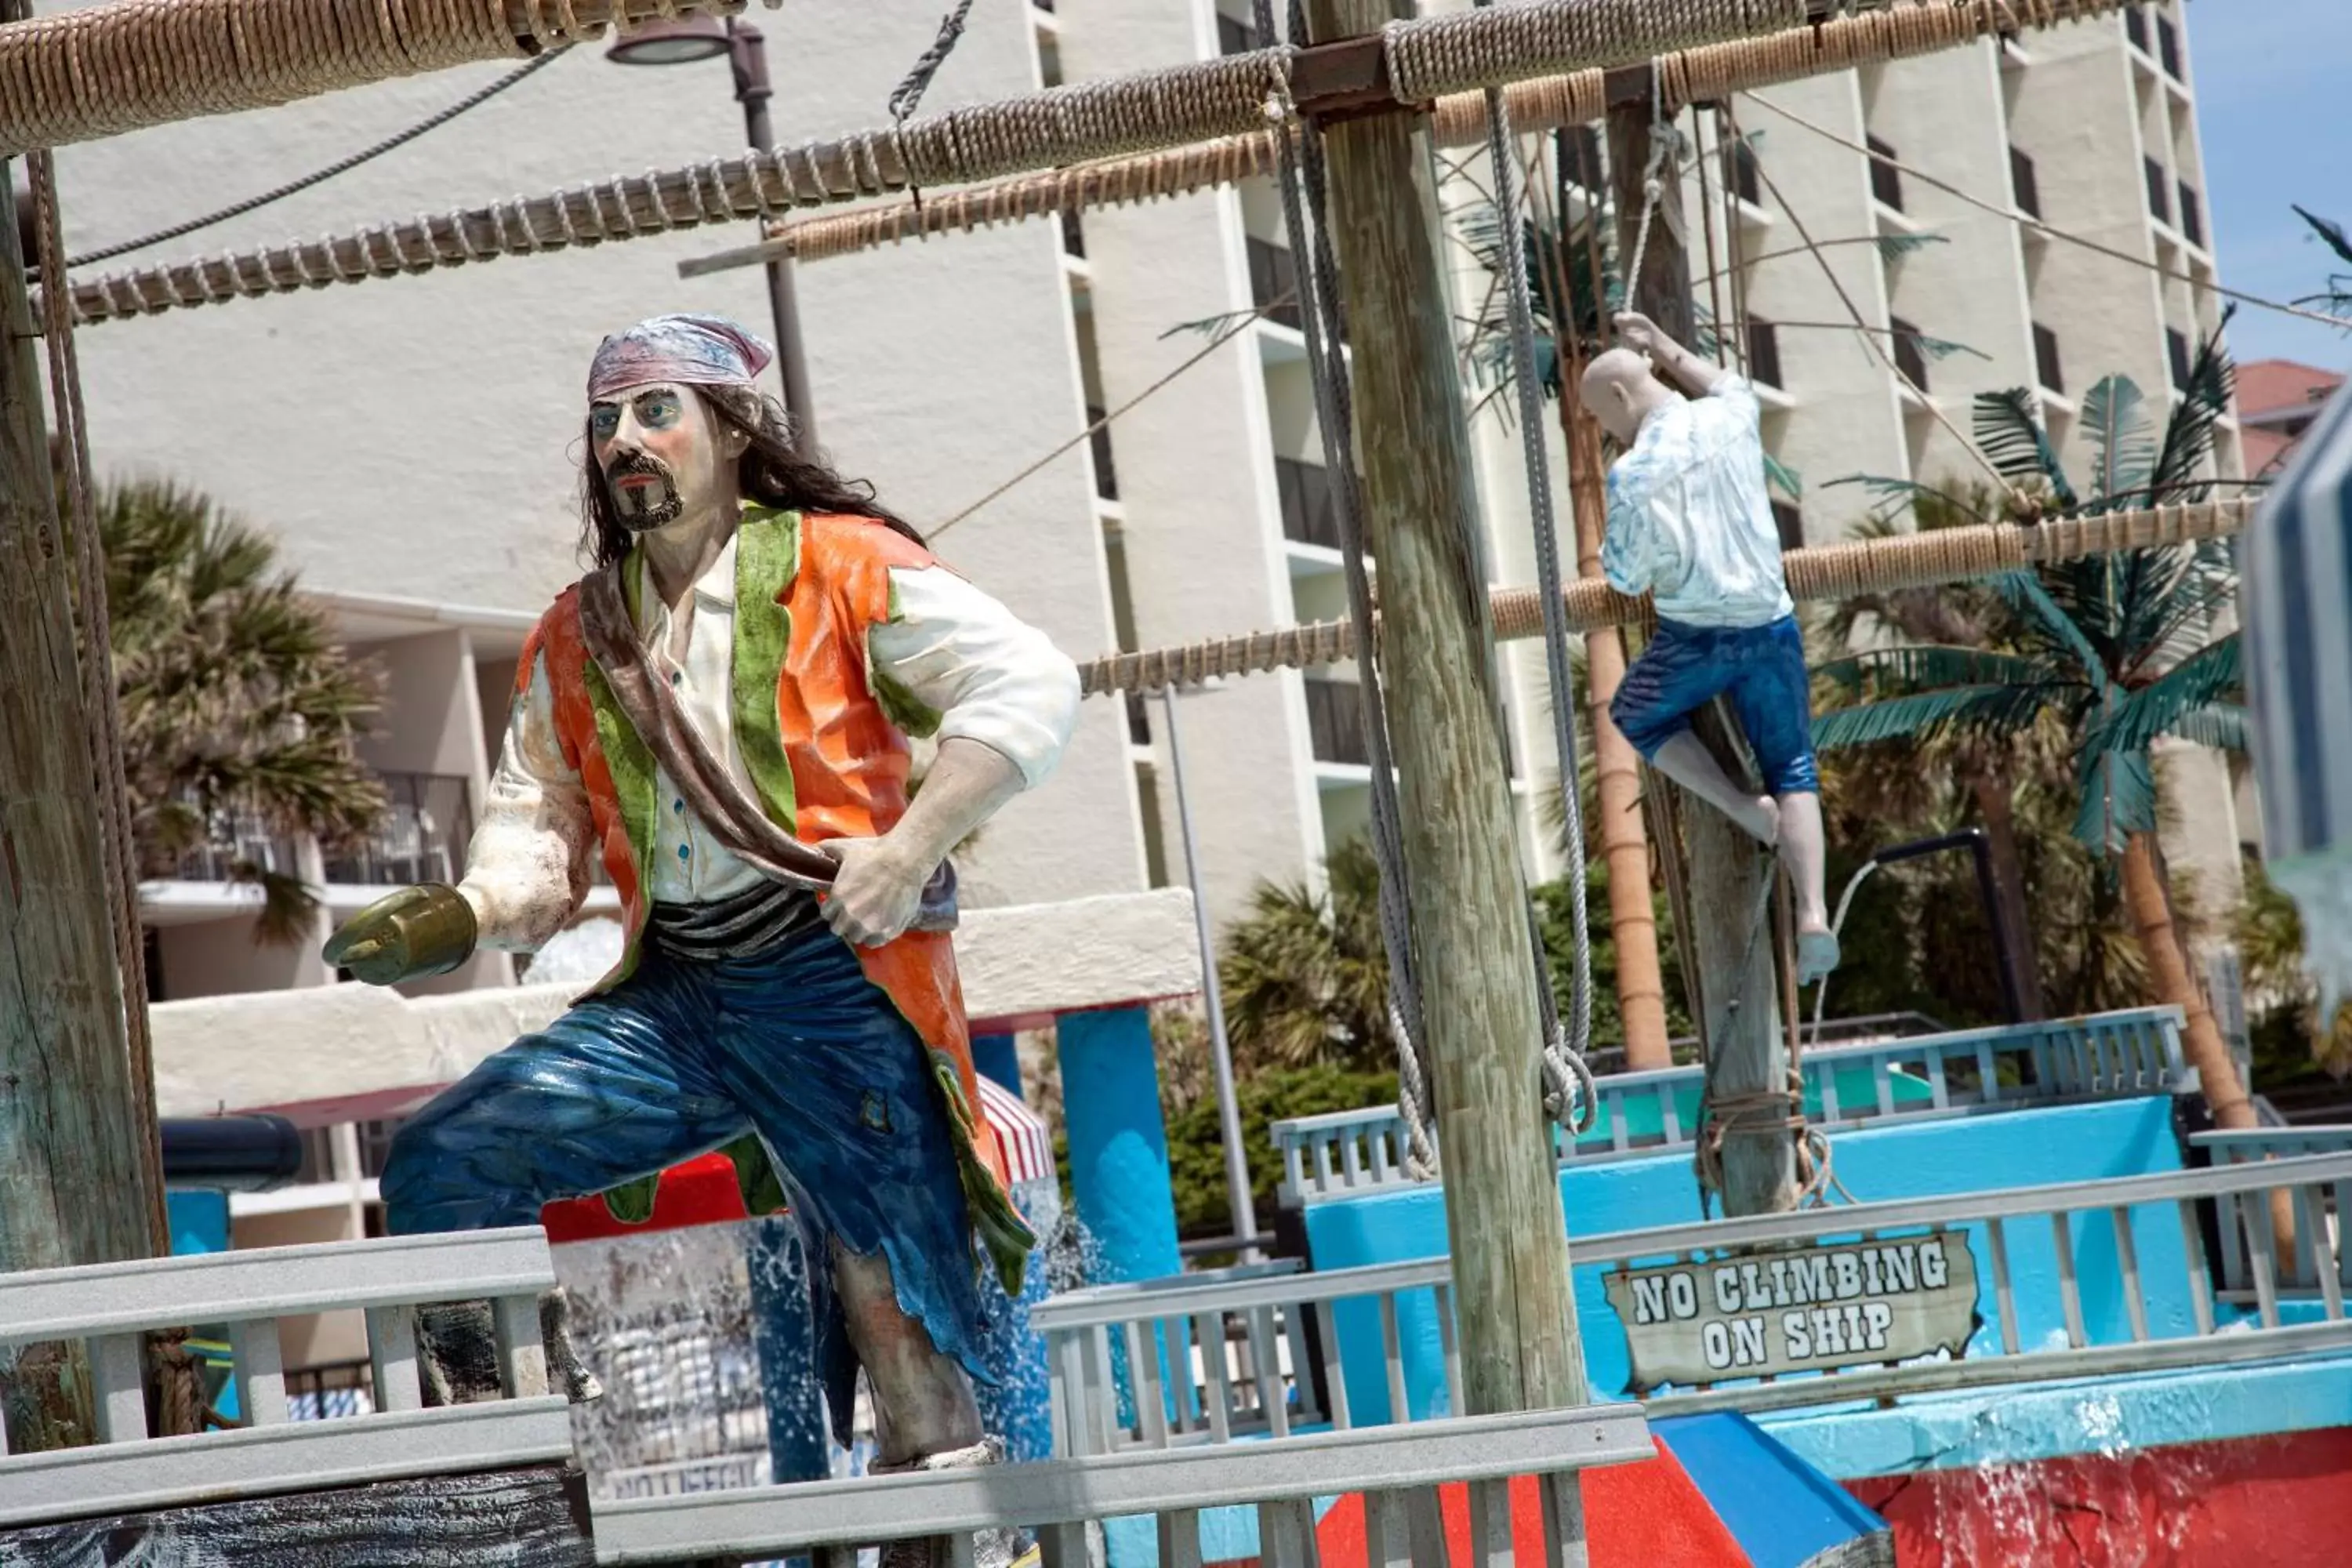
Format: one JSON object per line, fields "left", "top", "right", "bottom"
{"left": 42, "top": 0, "right": 2136, "bottom": 323}
{"left": 1073, "top": 499, "right": 2253, "bottom": 698}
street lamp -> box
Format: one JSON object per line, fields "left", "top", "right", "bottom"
{"left": 1156, "top": 679, "right": 1261, "bottom": 1261}
{"left": 607, "top": 16, "right": 818, "bottom": 454}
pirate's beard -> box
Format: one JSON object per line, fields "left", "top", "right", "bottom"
{"left": 607, "top": 451, "right": 684, "bottom": 531}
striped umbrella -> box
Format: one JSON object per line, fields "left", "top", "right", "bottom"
{"left": 2243, "top": 382, "right": 2352, "bottom": 1014}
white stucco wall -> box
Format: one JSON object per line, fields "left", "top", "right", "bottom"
{"left": 50, "top": 0, "right": 1145, "bottom": 911}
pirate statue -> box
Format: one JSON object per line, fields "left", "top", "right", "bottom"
{"left": 324, "top": 314, "right": 1080, "bottom": 1550}
{"left": 1581, "top": 310, "right": 1839, "bottom": 985}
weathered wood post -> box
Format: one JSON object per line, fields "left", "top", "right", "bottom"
{"left": 0, "top": 154, "right": 163, "bottom": 1449}
{"left": 1301, "top": 0, "right": 1592, "bottom": 1534}
{"left": 1606, "top": 75, "right": 1798, "bottom": 1216}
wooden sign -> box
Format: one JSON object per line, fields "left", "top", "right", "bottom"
{"left": 1602, "top": 1232, "right": 1980, "bottom": 1394}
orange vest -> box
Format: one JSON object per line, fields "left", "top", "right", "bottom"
{"left": 517, "top": 508, "right": 1032, "bottom": 1287}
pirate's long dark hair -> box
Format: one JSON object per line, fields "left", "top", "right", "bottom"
{"left": 577, "top": 383, "right": 924, "bottom": 570}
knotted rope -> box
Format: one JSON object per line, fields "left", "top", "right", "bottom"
{"left": 1074, "top": 499, "right": 2252, "bottom": 697}
{"left": 42, "top": 0, "right": 2140, "bottom": 325}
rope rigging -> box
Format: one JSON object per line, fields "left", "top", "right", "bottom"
{"left": 61, "top": 46, "right": 573, "bottom": 272}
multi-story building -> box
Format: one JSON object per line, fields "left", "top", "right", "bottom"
{"left": 51, "top": 0, "right": 2245, "bottom": 1368}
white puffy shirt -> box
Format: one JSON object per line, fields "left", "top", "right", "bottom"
{"left": 456, "top": 530, "right": 1081, "bottom": 948}
{"left": 1599, "top": 375, "right": 1795, "bottom": 630}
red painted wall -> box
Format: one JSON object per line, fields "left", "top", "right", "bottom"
{"left": 1846, "top": 1426, "right": 2352, "bottom": 1567}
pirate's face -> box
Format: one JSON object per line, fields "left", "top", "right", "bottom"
{"left": 590, "top": 381, "right": 740, "bottom": 532}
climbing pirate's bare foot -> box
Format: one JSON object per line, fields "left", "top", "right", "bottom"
{"left": 1796, "top": 927, "right": 1841, "bottom": 985}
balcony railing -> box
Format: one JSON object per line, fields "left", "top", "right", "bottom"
{"left": 1744, "top": 316, "right": 1783, "bottom": 390}
{"left": 1865, "top": 132, "right": 1903, "bottom": 212}
{"left": 1275, "top": 455, "right": 1348, "bottom": 552}
{"left": 2009, "top": 144, "right": 2041, "bottom": 219}
{"left": 2034, "top": 321, "right": 2064, "bottom": 396}
{"left": 1889, "top": 315, "right": 1928, "bottom": 394}
{"left": 321, "top": 771, "right": 473, "bottom": 887}
{"left": 2144, "top": 156, "right": 2171, "bottom": 227}
{"left": 1304, "top": 679, "right": 1369, "bottom": 768}
{"left": 1085, "top": 405, "right": 1119, "bottom": 502}
{"left": 168, "top": 799, "right": 303, "bottom": 884}
{"left": 1247, "top": 237, "right": 1302, "bottom": 331}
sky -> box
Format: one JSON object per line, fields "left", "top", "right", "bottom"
{"left": 2187, "top": 0, "right": 2349, "bottom": 372}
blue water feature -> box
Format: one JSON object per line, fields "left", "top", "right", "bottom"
{"left": 1056, "top": 1007, "right": 1182, "bottom": 1287}
{"left": 1301, "top": 1096, "right": 2193, "bottom": 1424}
{"left": 1656, "top": 1412, "right": 1891, "bottom": 1566}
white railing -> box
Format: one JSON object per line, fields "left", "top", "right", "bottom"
{"left": 1036, "top": 1152, "right": 2352, "bottom": 1453}
{"left": 2191, "top": 1126, "right": 2352, "bottom": 1301}
{"left": 590, "top": 1401, "right": 1653, "bottom": 1566}
{"left": 0, "top": 1228, "right": 570, "bottom": 1527}
{"left": 1272, "top": 1007, "right": 2188, "bottom": 1206}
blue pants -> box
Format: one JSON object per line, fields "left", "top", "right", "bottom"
{"left": 1611, "top": 613, "right": 1820, "bottom": 795}
{"left": 381, "top": 925, "right": 991, "bottom": 1443}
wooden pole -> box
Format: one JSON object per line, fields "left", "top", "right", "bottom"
{"left": 1306, "top": 0, "right": 1592, "bottom": 1486}
{"left": 0, "top": 154, "right": 159, "bottom": 1450}
{"left": 1605, "top": 75, "right": 1797, "bottom": 1215}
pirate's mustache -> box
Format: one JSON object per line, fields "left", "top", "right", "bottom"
{"left": 604, "top": 450, "right": 677, "bottom": 488}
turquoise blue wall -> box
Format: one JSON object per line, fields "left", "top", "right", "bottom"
{"left": 1301, "top": 1098, "right": 2192, "bottom": 1423}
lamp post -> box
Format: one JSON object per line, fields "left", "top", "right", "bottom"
{"left": 606, "top": 16, "right": 818, "bottom": 454}
{"left": 1156, "top": 680, "right": 1259, "bottom": 1260}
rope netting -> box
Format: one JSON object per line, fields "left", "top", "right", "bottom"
{"left": 42, "top": 0, "right": 2130, "bottom": 324}
{"left": 1075, "top": 499, "right": 2253, "bottom": 698}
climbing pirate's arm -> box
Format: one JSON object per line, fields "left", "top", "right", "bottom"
{"left": 458, "top": 650, "right": 596, "bottom": 951}
{"left": 1617, "top": 310, "right": 1726, "bottom": 399}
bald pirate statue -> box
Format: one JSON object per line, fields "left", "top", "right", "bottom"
{"left": 325, "top": 314, "right": 1079, "bottom": 1546}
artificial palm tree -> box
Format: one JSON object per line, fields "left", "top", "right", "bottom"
{"left": 1810, "top": 324, "right": 2255, "bottom": 1127}
{"left": 96, "top": 475, "right": 384, "bottom": 942}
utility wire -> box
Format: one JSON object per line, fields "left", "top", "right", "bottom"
{"left": 1745, "top": 92, "right": 2352, "bottom": 336}
{"left": 64, "top": 47, "right": 572, "bottom": 271}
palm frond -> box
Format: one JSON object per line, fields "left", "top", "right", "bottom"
{"left": 2295, "top": 204, "right": 2352, "bottom": 269}
{"left": 1821, "top": 473, "right": 2000, "bottom": 525}
{"left": 1813, "top": 645, "right": 2054, "bottom": 700}
{"left": 2082, "top": 636, "right": 2242, "bottom": 757}
{"left": 1875, "top": 230, "right": 1949, "bottom": 264}
{"left": 1812, "top": 682, "right": 2055, "bottom": 750}
{"left": 1990, "top": 571, "right": 2111, "bottom": 691}
{"left": 1762, "top": 452, "right": 1803, "bottom": 499}
{"left": 2166, "top": 703, "right": 2247, "bottom": 753}
{"left": 2072, "top": 744, "right": 2156, "bottom": 856}
{"left": 2146, "top": 310, "right": 2236, "bottom": 503}
{"left": 1973, "top": 388, "right": 2079, "bottom": 509}
{"left": 2080, "top": 375, "right": 2155, "bottom": 506}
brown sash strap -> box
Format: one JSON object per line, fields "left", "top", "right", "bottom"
{"left": 577, "top": 564, "right": 958, "bottom": 931}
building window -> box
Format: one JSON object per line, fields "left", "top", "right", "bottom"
{"left": 2009, "top": 146, "right": 2041, "bottom": 220}
{"left": 2176, "top": 181, "right": 2203, "bottom": 248}
{"left": 143, "top": 926, "right": 165, "bottom": 1003}
{"left": 1087, "top": 406, "right": 1118, "bottom": 501}
{"left": 1866, "top": 134, "right": 1904, "bottom": 212}
{"left": 1304, "top": 680, "right": 1370, "bottom": 767}
{"left": 2155, "top": 13, "right": 2181, "bottom": 79}
{"left": 2033, "top": 322, "right": 2064, "bottom": 396}
{"left": 1060, "top": 208, "right": 1085, "bottom": 259}
{"left": 1030, "top": 0, "right": 1054, "bottom": 10}
{"left": 2143, "top": 157, "right": 2170, "bottom": 227}
{"left": 1769, "top": 501, "right": 1804, "bottom": 552}
{"left": 1726, "top": 140, "right": 1762, "bottom": 207}
{"left": 2167, "top": 328, "right": 2193, "bottom": 392}
{"left": 2123, "top": 4, "right": 2147, "bottom": 53}
{"left": 1889, "top": 316, "right": 1928, "bottom": 394}
{"left": 1247, "top": 238, "right": 1303, "bottom": 332}
{"left": 1276, "top": 456, "right": 1362, "bottom": 555}
{"left": 1745, "top": 317, "right": 1784, "bottom": 390}
{"left": 1217, "top": 14, "right": 1255, "bottom": 56}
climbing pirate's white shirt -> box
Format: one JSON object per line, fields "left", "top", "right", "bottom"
{"left": 1599, "top": 373, "right": 1795, "bottom": 630}
{"left": 458, "top": 530, "right": 1081, "bottom": 947}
